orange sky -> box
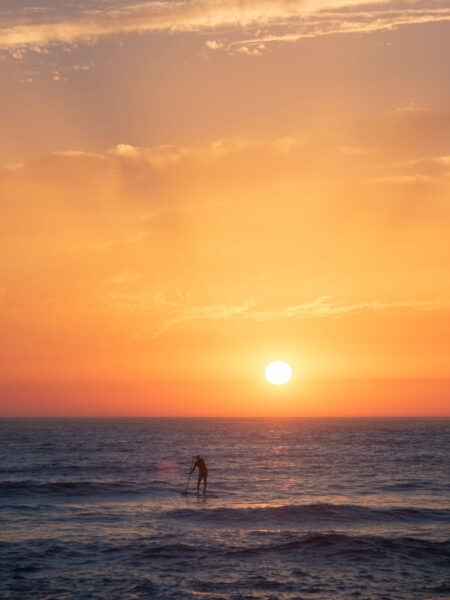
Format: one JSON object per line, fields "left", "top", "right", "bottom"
{"left": 0, "top": 0, "right": 449, "bottom": 416}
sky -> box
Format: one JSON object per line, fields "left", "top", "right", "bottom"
{"left": 0, "top": 0, "right": 449, "bottom": 416}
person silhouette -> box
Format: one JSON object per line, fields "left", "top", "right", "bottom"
{"left": 189, "top": 455, "right": 208, "bottom": 495}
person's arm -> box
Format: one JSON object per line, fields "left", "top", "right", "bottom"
{"left": 189, "top": 460, "right": 198, "bottom": 474}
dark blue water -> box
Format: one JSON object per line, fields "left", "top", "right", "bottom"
{"left": 1, "top": 418, "right": 449, "bottom": 599}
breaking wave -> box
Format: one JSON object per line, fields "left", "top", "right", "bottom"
{"left": 169, "top": 502, "right": 450, "bottom": 525}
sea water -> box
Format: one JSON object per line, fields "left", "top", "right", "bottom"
{"left": 1, "top": 418, "right": 449, "bottom": 599}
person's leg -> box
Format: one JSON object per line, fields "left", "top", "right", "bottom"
{"left": 197, "top": 473, "right": 201, "bottom": 494}
{"left": 203, "top": 473, "right": 207, "bottom": 495}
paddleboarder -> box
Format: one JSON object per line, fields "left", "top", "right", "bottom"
{"left": 189, "top": 455, "right": 208, "bottom": 495}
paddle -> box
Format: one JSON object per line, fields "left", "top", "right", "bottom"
{"left": 182, "top": 456, "right": 195, "bottom": 494}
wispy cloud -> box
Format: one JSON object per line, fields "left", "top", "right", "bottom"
{"left": 372, "top": 174, "right": 435, "bottom": 185}
{"left": 126, "top": 296, "right": 450, "bottom": 339}
{"left": 226, "top": 5, "right": 450, "bottom": 52}
{"left": 1, "top": 0, "right": 450, "bottom": 53}
{"left": 107, "top": 137, "right": 303, "bottom": 167}
{"left": 244, "top": 297, "right": 450, "bottom": 321}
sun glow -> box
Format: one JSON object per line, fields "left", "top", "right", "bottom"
{"left": 265, "top": 361, "right": 292, "bottom": 385}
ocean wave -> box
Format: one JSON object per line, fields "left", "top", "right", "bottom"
{"left": 169, "top": 502, "right": 450, "bottom": 525}
{"left": 378, "top": 480, "right": 430, "bottom": 490}
{"left": 0, "top": 479, "right": 165, "bottom": 498}
{"left": 226, "top": 533, "right": 450, "bottom": 560}
{"left": 0, "top": 464, "right": 158, "bottom": 475}
{"left": 2, "top": 533, "right": 448, "bottom": 564}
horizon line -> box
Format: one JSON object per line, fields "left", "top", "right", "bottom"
{"left": 1, "top": 415, "right": 449, "bottom": 419}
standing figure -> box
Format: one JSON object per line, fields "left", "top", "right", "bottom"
{"left": 190, "top": 455, "right": 208, "bottom": 495}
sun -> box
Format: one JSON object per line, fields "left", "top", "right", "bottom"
{"left": 265, "top": 361, "right": 292, "bottom": 385}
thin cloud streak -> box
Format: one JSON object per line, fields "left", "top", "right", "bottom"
{"left": 227, "top": 7, "right": 450, "bottom": 51}
{"left": 246, "top": 297, "right": 450, "bottom": 321}
{"left": 1, "top": 0, "right": 449, "bottom": 51}
{"left": 134, "top": 296, "right": 450, "bottom": 339}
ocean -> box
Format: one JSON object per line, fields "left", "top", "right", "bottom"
{"left": 1, "top": 418, "right": 449, "bottom": 599}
